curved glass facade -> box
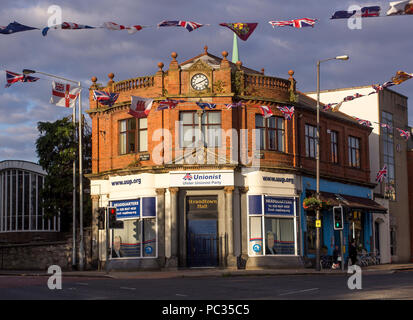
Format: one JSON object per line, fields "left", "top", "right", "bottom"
{"left": 0, "top": 161, "right": 59, "bottom": 232}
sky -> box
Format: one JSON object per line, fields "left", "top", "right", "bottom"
{"left": 0, "top": 0, "right": 412, "bottom": 163}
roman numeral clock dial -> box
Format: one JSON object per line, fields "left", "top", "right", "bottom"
{"left": 191, "top": 73, "right": 209, "bottom": 91}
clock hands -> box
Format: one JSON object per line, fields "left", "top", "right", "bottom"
{"left": 193, "top": 78, "right": 207, "bottom": 86}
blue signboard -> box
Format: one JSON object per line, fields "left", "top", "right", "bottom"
{"left": 111, "top": 199, "right": 140, "bottom": 219}
{"left": 264, "top": 196, "right": 295, "bottom": 216}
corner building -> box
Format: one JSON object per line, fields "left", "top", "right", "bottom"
{"left": 87, "top": 47, "right": 385, "bottom": 270}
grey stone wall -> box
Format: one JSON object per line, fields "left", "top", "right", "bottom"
{"left": 0, "top": 228, "right": 92, "bottom": 271}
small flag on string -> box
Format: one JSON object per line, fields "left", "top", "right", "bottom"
{"left": 323, "top": 103, "right": 337, "bottom": 111}
{"left": 102, "top": 22, "right": 143, "bottom": 34}
{"left": 354, "top": 117, "right": 372, "bottom": 127}
{"left": 196, "top": 102, "right": 216, "bottom": 110}
{"left": 5, "top": 70, "right": 39, "bottom": 88}
{"left": 277, "top": 106, "right": 295, "bottom": 120}
{"left": 156, "top": 99, "right": 185, "bottom": 111}
{"left": 258, "top": 105, "right": 273, "bottom": 118}
{"left": 225, "top": 101, "right": 243, "bottom": 109}
{"left": 331, "top": 10, "right": 357, "bottom": 19}
{"left": 129, "top": 96, "right": 153, "bottom": 118}
{"left": 369, "top": 81, "right": 396, "bottom": 95}
{"left": 376, "top": 165, "right": 387, "bottom": 183}
{"left": 361, "top": 6, "right": 381, "bottom": 17}
{"left": 376, "top": 122, "right": 393, "bottom": 131}
{"left": 0, "top": 21, "right": 38, "bottom": 34}
{"left": 269, "top": 18, "right": 317, "bottom": 28}
{"left": 391, "top": 70, "right": 413, "bottom": 85}
{"left": 50, "top": 81, "right": 80, "bottom": 108}
{"left": 396, "top": 128, "right": 411, "bottom": 140}
{"left": 93, "top": 90, "right": 119, "bottom": 107}
{"left": 42, "top": 22, "right": 95, "bottom": 36}
{"left": 387, "top": 0, "right": 413, "bottom": 15}
{"left": 157, "top": 20, "right": 204, "bottom": 32}
{"left": 219, "top": 23, "right": 258, "bottom": 41}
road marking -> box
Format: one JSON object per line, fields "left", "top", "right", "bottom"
{"left": 120, "top": 287, "right": 136, "bottom": 290}
{"left": 176, "top": 293, "right": 188, "bottom": 297}
{"left": 279, "top": 288, "right": 319, "bottom": 296}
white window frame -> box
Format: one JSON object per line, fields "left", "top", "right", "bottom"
{"left": 247, "top": 194, "right": 298, "bottom": 257}
{"left": 109, "top": 196, "right": 158, "bottom": 260}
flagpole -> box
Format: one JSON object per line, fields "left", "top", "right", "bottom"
{"left": 78, "top": 84, "right": 84, "bottom": 271}
{"left": 72, "top": 97, "right": 76, "bottom": 268}
{"left": 22, "top": 69, "right": 84, "bottom": 270}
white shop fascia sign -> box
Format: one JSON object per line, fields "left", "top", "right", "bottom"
{"left": 170, "top": 170, "right": 234, "bottom": 187}
{"left": 109, "top": 173, "right": 155, "bottom": 192}
{"left": 247, "top": 171, "right": 296, "bottom": 189}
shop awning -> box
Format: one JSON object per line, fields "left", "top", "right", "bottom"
{"left": 314, "top": 191, "right": 388, "bottom": 213}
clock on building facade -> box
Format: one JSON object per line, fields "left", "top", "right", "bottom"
{"left": 191, "top": 73, "right": 209, "bottom": 91}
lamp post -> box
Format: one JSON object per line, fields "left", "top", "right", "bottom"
{"left": 23, "top": 69, "right": 84, "bottom": 271}
{"left": 315, "top": 55, "right": 349, "bottom": 271}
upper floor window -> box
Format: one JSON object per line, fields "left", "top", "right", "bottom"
{"left": 119, "top": 118, "right": 147, "bottom": 155}
{"left": 348, "top": 136, "right": 361, "bottom": 168}
{"left": 305, "top": 124, "right": 317, "bottom": 158}
{"left": 330, "top": 130, "right": 339, "bottom": 164}
{"left": 255, "top": 115, "right": 285, "bottom": 152}
{"left": 381, "top": 111, "right": 395, "bottom": 200}
{"left": 180, "top": 111, "right": 221, "bottom": 148}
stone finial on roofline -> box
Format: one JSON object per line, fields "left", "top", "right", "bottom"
{"left": 107, "top": 73, "right": 115, "bottom": 92}
{"left": 236, "top": 60, "right": 242, "bottom": 70}
{"left": 169, "top": 52, "right": 179, "bottom": 70}
{"left": 158, "top": 62, "right": 164, "bottom": 72}
{"left": 90, "top": 76, "right": 97, "bottom": 89}
{"left": 204, "top": 45, "right": 208, "bottom": 54}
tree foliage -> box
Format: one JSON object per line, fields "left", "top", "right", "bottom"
{"left": 36, "top": 116, "right": 92, "bottom": 231}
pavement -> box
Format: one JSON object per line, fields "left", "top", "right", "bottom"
{"left": 1, "top": 263, "right": 413, "bottom": 280}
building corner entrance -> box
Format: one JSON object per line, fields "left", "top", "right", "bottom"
{"left": 186, "top": 196, "right": 219, "bottom": 268}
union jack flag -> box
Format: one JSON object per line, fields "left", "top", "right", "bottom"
{"left": 376, "top": 165, "right": 387, "bottom": 183}
{"left": 157, "top": 20, "right": 204, "bottom": 32}
{"left": 103, "top": 22, "right": 143, "bottom": 34}
{"left": 379, "top": 122, "right": 392, "bottom": 131}
{"left": 354, "top": 117, "right": 372, "bottom": 127}
{"left": 361, "top": 6, "right": 381, "bottom": 17}
{"left": 369, "top": 81, "right": 396, "bottom": 95}
{"left": 183, "top": 173, "right": 192, "bottom": 180}
{"left": 277, "top": 106, "right": 294, "bottom": 120}
{"left": 5, "top": 70, "right": 39, "bottom": 88}
{"left": 42, "top": 22, "right": 95, "bottom": 36}
{"left": 396, "top": 128, "right": 411, "bottom": 140}
{"left": 269, "top": 18, "right": 317, "bottom": 28}
{"left": 258, "top": 105, "right": 273, "bottom": 119}
{"left": 323, "top": 103, "right": 337, "bottom": 111}
{"left": 93, "top": 90, "right": 119, "bottom": 107}
{"left": 225, "top": 101, "right": 243, "bottom": 109}
{"left": 196, "top": 102, "right": 216, "bottom": 110}
{"left": 156, "top": 99, "right": 185, "bottom": 111}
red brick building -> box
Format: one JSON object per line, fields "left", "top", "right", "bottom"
{"left": 87, "top": 47, "right": 384, "bottom": 270}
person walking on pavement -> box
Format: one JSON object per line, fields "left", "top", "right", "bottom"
{"left": 349, "top": 240, "right": 358, "bottom": 266}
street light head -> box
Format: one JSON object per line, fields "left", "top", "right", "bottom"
{"left": 22, "top": 69, "right": 36, "bottom": 75}
{"left": 335, "top": 55, "right": 349, "bottom": 61}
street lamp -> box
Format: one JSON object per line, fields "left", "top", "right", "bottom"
{"left": 315, "top": 55, "right": 349, "bottom": 271}
{"left": 23, "top": 69, "right": 85, "bottom": 271}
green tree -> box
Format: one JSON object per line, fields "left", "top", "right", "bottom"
{"left": 36, "top": 116, "right": 92, "bottom": 232}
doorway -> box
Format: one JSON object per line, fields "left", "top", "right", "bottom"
{"left": 186, "top": 196, "right": 218, "bottom": 268}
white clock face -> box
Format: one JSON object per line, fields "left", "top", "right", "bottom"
{"left": 191, "top": 73, "right": 209, "bottom": 91}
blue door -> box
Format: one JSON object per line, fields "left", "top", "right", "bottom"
{"left": 187, "top": 219, "right": 218, "bottom": 267}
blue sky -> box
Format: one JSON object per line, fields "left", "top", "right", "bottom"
{"left": 0, "top": 0, "right": 412, "bottom": 162}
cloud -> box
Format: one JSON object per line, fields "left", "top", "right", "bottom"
{"left": 0, "top": 0, "right": 411, "bottom": 163}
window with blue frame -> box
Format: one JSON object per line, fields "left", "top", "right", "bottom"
{"left": 110, "top": 197, "right": 157, "bottom": 259}
{"left": 248, "top": 195, "right": 296, "bottom": 256}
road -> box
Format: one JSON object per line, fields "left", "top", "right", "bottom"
{"left": 1, "top": 270, "right": 413, "bottom": 300}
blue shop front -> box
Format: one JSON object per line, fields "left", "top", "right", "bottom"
{"left": 300, "top": 176, "right": 387, "bottom": 262}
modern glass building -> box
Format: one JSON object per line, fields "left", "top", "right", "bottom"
{"left": 0, "top": 160, "right": 59, "bottom": 232}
